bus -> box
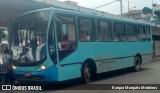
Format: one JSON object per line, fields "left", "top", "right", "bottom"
{"left": 11, "top": 7, "right": 153, "bottom": 83}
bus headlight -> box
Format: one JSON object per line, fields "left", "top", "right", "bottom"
{"left": 12, "top": 65, "right": 17, "bottom": 70}
{"left": 40, "top": 65, "right": 46, "bottom": 70}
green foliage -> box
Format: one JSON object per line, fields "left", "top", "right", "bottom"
{"left": 0, "top": 28, "right": 7, "bottom": 43}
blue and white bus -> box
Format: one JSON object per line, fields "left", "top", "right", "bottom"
{"left": 11, "top": 7, "right": 153, "bottom": 83}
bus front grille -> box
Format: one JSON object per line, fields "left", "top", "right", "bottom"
{"left": 15, "top": 75, "right": 44, "bottom": 80}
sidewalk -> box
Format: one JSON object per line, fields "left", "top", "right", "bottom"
{"left": 152, "top": 56, "right": 160, "bottom": 62}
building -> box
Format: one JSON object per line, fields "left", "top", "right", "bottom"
{"left": 122, "top": 10, "right": 142, "bottom": 20}
{"left": 152, "top": 4, "right": 160, "bottom": 57}
{"left": 122, "top": 7, "right": 154, "bottom": 22}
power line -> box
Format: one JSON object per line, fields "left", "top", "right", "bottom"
{"left": 92, "top": 0, "right": 118, "bottom": 9}
{"left": 91, "top": 0, "right": 123, "bottom": 15}
{"left": 124, "top": 0, "right": 152, "bottom": 7}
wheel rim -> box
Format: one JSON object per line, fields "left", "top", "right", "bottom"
{"left": 84, "top": 65, "right": 91, "bottom": 82}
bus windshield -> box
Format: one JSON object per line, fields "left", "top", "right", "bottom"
{"left": 11, "top": 9, "right": 50, "bottom": 64}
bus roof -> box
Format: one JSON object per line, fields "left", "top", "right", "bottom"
{"left": 52, "top": 7, "right": 150, "bottom": 25}
{"left": 18, "top": 6, "right": 150, "bottom": 26}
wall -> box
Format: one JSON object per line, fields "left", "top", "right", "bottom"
{"left": 154, "top": 41, "right": 160, "bottom": 56}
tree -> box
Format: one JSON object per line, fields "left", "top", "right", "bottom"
{"left": 0, "top": 28, "right": 6, "bottom": 43}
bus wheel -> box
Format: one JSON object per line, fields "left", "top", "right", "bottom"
{"left": 81, "top": 62, "right": 91, "bottom": 83}
{"left": 134, "top": 56, "right": 142, "bottom": 72}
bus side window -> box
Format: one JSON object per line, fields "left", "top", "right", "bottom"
{"left": 127, "top": 24, "right": 138, "bottom": 42}
{"left": 146, "top": 26, "right": 151, "bottom": 41}
{"left": 78, "top": 18, "right": 96, "bottom": 42}
{"left": 97, "top": 20, "right": 112, "bottom": 42}
{"left": 114, "top": 22, "right": 126, "bottom": 42}
{"left": 138, "top": 26, "right": 146, "bottom": 41}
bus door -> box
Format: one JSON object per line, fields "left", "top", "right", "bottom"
{"left": 54, "top": 15, "right": 78, "bottom": 81}
{"left": 55, "top": 15, "right": 77, "bottom": 62}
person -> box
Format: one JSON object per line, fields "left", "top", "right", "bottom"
{"left": 1, "top": 46, "right": 11, "bottom": 84}
{"left": 84, "top": 32, "right": 90, "bottom": 41}
{"left": 30, "top": 32, "right": 37, "bottom": 61}
{"left": 80, "top": 35, "right": 86, "bottom": 41}
{"left": 3, "top": 45, "right": 9, "bottom": 54}
{"left": 80, "top": 32, "right": 90, "bottom": 41}
{"left": 61, "top": 36, "right": 69, "bottom": 50}
{"left": 0, "top": 42, "right": 2, "bottom": 54}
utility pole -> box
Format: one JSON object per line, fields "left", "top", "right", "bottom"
{"left": 128, "top": 0, "right": 129, "bottom": 12}
{"left": 119, "top": 0, "right": 123, "bottom": 15}
{"left": 117, "top": 0, "right": 123, "bottom": 15}
{"left": 152, "top": 0, "right": 154, "bottom": 14}
{"left": 128, "top": 0, "right": 130, "bottom": 18}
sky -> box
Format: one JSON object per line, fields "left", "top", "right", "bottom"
{"left": 58, "top": 0, "right": 159, "bottom": 15}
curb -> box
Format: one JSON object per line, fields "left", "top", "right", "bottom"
{"left": 152, "top": 57, "right": 160, "bottom": 62}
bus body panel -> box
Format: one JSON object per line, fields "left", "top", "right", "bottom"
{"left": 56, "top": 42, "right": 113, "bottom": 81}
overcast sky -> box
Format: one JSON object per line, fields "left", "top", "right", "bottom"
{"left": 58, "top": 0, "right": 159, "bottom": 15}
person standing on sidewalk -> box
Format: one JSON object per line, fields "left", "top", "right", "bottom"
{"left": 1, "top": 46, "right": 11, "bottom": 84}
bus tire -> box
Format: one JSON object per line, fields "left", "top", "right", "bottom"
{"left": 134, "top": 56, "right": 142, "bottom": 72}
{"left": 81, "top": 62, "right": 91, "bottom": 83}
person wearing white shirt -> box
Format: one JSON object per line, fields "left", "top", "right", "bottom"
{"left": 2, "top": 46, "right": 11, "bottom": 83}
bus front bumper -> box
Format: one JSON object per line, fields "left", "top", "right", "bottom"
{"left": 12, "top": 66, "right": 58, "bottom": 84}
